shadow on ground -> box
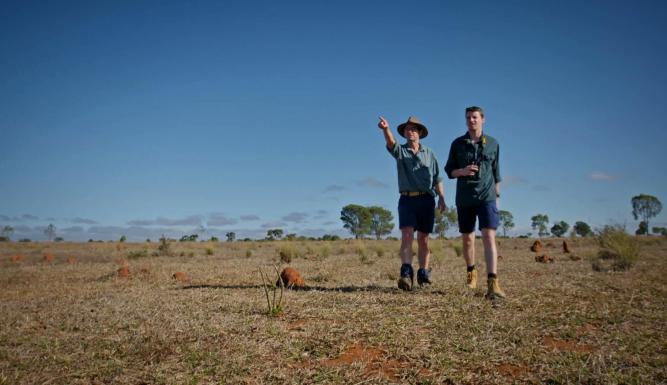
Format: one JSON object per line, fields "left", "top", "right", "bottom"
{"left": 179, "top": 283, "right": 447, "bottom": 295}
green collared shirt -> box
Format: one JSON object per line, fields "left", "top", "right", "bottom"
{"left": 387, "top": 142, "right": 443, "bottom": 197}
{"left": 444, "top": 132, "right": 501, "bottom": 208}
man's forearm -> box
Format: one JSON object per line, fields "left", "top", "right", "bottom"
{"left": 435, "top": 182, "right": 445, "bottom": 198}
{"left": 383, "top": 129, "right": 396, "bottom": 149}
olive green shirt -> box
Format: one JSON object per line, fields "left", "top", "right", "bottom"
{"left": 444, "top": 132, "right": 501, "bottom": 208}
{"left": 387, "top": 142, "right": 443, "bottom": 197}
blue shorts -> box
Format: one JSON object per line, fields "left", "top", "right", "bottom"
{"left": 398, "top": 195, "right": 435, "bottom": 233}
{"left": 457, "top": 201, "right": 499, "bottom": 233}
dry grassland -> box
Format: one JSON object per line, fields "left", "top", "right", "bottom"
{"left": 1, "top": 237, "right": 666, "bottom": 384}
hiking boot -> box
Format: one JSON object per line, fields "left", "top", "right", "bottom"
{"left": 485, "top": 277, "right": 506, "bottom": 299}
{"left": 417, "top": 268, "right": 432, "bottom": 287}
{"left": 397, "top": 264, "right": 414, "bottom": 291}
{"left": 466, "top": 268, "right": 478, "bottom": 289}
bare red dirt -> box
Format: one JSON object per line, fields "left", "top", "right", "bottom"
{"left": 497, "top": 363, "right": 529, "bottom": 378}
{"left": 10, "top": 255, "right": 24, "bottom": 263}
{"left": 42, "top": 253, "right": 54, "bottom": 263}
{"left": 542, "top": 336, "right": 594, "bottom": 352}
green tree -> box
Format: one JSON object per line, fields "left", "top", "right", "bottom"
{"left": 44, "top": 224, "right": 56, "bottom": 241}
{"left": 266, "top": 229, "right": 284, "bottom": 241}
{"left": 368, "top": 206, "right": 394, "bottom": 240}
{"left": 498, "top": 210, "right": 514, "bottom": 237}
{"left": 652, "top": 226, "right": 667, "bottom": 236}
{"left": 573, "top": 221, "right": 593, "bottom": 237}
{"left": 550, "top": 221, "right": 570, "bottom": 237}
{"left": 434, "top": 206, "right": 458, "bottom": 238}
{"left": 225, "top": 232, "right": 236, "bottom": 242}
{"left": 635, "top": 221, "right": 648, "bottom": 235}
{"left": 119, "top": 235, "right": 127, "bottom": 243}
{"left": 340, "top": 204, "right": 372, "bottom": 239}
{"left": 531, "top": 214, "right": 550, "bottom": 237}
{"left": 1, "top": 225, "right": 14, "bottom": 240}
{"left": 632, "top": 194, "right": 662, "bottom": 234}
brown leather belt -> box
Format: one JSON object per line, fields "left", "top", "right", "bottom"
{"left": 400, "top": 191, "right": 427, "bottom": 196}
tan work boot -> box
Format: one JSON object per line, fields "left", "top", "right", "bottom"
{"left": 466, "top": 268, "right": 478, "bottom": 289}
{"left": 485, "top": 277, "right": 506, "bottom": 299}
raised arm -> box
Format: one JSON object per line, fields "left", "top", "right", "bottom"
{"left": 378, "top": 116, "right": 396, "bottom": 150}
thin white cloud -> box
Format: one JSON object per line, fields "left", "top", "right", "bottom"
{"left": 324, "top": 184, "right": 345, "bottom": 192}
{"left": 282, "top": 212, "right": 308, "bottom": 223}
{"left": 261, "top": 221, "right": 287, "bottom": 229}
{"left": 155, "top": 215, "right": 203, "bottom": 226}
{"left": 207, "top": 213, "right": 238, "bottom": 226}
{"left": 72, "top": 217, "right": 98, "bottom": 225}
{"left": 357, "top": 177, "right": 389, "bottom": 188}
{"left": 62, "top": 226, "right": 85, "bottom": 233}
{"left": 127, "top": 219, "right": 155, "bottom": 226}
{"left": 502, "top": 175, "right": 527, "bottom": 186}
{"left": 590, "top": 172, "right": 617, "bottom": 181}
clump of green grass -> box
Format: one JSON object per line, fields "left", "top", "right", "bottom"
{"left": 278, "top": 242, "right": 304, "bottom": 263}
{"left": 319, "top": 244, "right": 331, "bottom": 259}
{"left": 592, "top": 225, "right": 641, "bottom": 271}
{"left": 452, "top": 243, "right": 463, "bottom": 257}
{"left": 245, "top": 249, "right": 253, "bottom": 258}
{"left": 126, "top": 249, "right": 149, "bottom": 259}
{"left": 205, "top": 248, "right": 214, "bottom": 256}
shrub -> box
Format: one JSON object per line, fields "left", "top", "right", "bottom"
{"left": 319, "top": 244, "right": 331, "bottom": 258}
{"left": 205, "top": 248, "right": 214, "bottom": 256}
{"left": 246, "top": 249, "right": 253, "bottom": 258}
{"left": 592, "top": 225, "right": 641, "bottom": 271}
{"left": 127, "top": 249, "right": 149, "bottom": 259}
{"left": 157, "top": 236, "right": 173, "bottom": 256}
{"left": 278, "top": 245, "right": 295, "bottom": 263}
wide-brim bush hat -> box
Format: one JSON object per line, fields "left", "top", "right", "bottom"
{"left": 397, "top": 116, "right": 428, "bottom": 139}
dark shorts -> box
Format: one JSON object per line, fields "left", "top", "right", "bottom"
{"left": 398, "top": 195, "right": 435, "bottom": 233}
{"left": 457, "top": 201, "right": 499, "bottom": 233}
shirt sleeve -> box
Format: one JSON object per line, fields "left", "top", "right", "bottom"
{"left": 432, "top": 153, "right": 444, "bottom": 184}
{"left": 386, "top": 142, "right": 400, "bottom": 159}
{"left": 444, "top": 141, "right": 458, "bottom": 179}
{"left": 493, "top": 143, "right": 502, "bottom": 183}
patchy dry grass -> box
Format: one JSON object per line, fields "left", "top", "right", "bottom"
{"left": 1, "top": 237, "right": 666, "bottom": 384}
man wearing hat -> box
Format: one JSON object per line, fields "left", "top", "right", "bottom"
{"left": 378, "top": 116, "right": 446, "bottom": 291}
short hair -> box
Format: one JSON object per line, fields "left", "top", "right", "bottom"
{"left": 465, "top": 106, "right": 485, "bottom": 117}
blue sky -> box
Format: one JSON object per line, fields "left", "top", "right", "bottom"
{"left": 1, "top": 0, "right": 666, "bottom": 241}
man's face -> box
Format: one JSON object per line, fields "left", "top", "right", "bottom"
{"left": 404, "top": 124, "right": 421, "bottom": 141}
{"left": 466, "top": 111, "right": 485, "bottom": 131}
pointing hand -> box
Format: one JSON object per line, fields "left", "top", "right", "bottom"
{"left": 378, "top": 116, "right": 389, "bottom": 130}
